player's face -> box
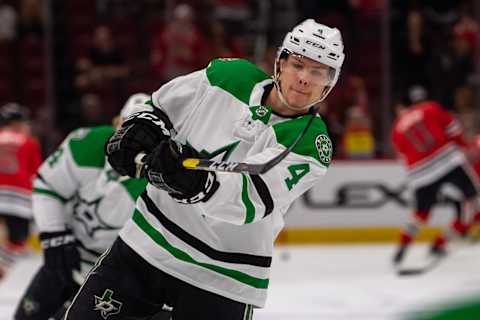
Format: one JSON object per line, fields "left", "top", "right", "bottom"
{"left": 279, "top": 55, "right": 330, "bottom": 111}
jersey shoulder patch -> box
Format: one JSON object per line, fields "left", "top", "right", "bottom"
{"left": 206, "top": 58, "right": 270, "bottom": 105}
{"left": 272, "top": 115, "right": 332, "bottom": 167}
{"left": 68, "top": 126, "right": 114, "bottom": 168}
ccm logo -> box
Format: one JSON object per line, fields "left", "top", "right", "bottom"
{"left": 41, "top": 234, "right": 76, "bottom": 249}
{"left": 208, "top": 161, "right": 239, "bottom": 172}
{"left": 306, "top": 40, "right": 325, "bottom": 50}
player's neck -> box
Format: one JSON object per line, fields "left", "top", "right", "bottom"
{"left": 266, "top": 87, "right": 301, "bottom": 117}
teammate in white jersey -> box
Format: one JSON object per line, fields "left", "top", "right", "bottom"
{"left": 13, "top": 94, "right": 173, "bottom": 320}
{"left": 65, "top": 19, "right": 345, "bottom": 320}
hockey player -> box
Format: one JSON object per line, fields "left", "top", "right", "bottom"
{"left": 0, "top": 103, "right": 42, "bottom": 258}
{"left": 65, "top": 19, "right": 344, "bottom": 320}
{"left": 13, "top": 94, "right": 172, "bottom": 320}
{"left": 391, "top": 99, "right": 478, "bottom": 266}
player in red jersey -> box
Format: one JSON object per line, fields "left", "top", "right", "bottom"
{"left": 391, "top": 99, "right": 478, "bottom": 265}
{"left": 0, "top": 103, "right": 42, "bottom": 256}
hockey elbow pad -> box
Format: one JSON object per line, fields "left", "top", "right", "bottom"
{"left": 105, "top": 109, "right": 174, "bottom": 177}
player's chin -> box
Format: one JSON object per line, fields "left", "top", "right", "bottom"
{"left": 288, "top": 97, "right": 312, "bottom": 111}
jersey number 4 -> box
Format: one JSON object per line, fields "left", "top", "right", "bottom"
{"left": 285, "top": 163, "right": 310, "bottom": 190}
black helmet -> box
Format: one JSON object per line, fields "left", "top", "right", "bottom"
{"left": 0, "top": 103, "right": 30, "bottom": 126}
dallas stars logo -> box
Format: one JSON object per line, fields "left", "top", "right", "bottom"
{"left": 72, "top": 197, "right": 119, "bottom": 237}
{"left": 94, "top": 289, "right": 122, "bottom": 319}
{"left": 255, "top": 106, "right": 268, "bottom": 117}
{"left": 315, "top": 134, "right": 332, "bottom": 165}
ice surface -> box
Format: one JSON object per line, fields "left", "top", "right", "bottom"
{"left": 1, "top": 244, "right": 479, "bottom": 320}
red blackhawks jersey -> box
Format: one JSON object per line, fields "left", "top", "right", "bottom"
{"left": 0, "top": 127, "right": 42, "bottom": 217}
{"left": 392, "top": 101, "right": 467, "bottom": 187}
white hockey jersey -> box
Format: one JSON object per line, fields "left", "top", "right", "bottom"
{"left": 119, "top": 58, "right": 333, "bottom": 307}
{"left": 33, "top": 126, "right": 147, "bottom": 278}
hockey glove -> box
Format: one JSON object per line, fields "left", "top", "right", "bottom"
{"left": 143, "top": 140, "right": 219, "bottom": 204}
{"left": 40, "top": 231, "right": 80, "bottom": 284}
{"left": 105, "top": 110, "right": 173, "bottom": 177}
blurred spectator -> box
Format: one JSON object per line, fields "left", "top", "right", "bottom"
{"left": 0, "top": 103, "right": 42, "bottom": 256}
{"left": 453, "top": 85, "right": 478, "bottom": 140}
{"left": 75, "top": 25, "right": 129, "bottom": 91}
{"left": 150, "top": 3, "right": 208, "bottom": 82}
{"left": 429, "top": 32, "right": 475, "bottom": 109}
{"left": 96, "top": 0, "right": 141, "bottom": 20}
{"left": 19, "top": 0, "right": 44, "bottom": 38}
{"left": 350, "top": 0, "right": 385, "bottom": 12}
{"left": 0, "top": 0, "right": 17, "bottom": 43}
{"left": 404, "top": 9, "right": 431, "bottom": 89}
{"left": 452, "top": 2, "right": 478, "bottom": 53}
{"left": 213, "top": 0, "right": 252, "bottom": 38}
{"left": 205, "top": 20, "right": 245, "bottom": 59}
{"left": 78, "top": 93, "right": 109, "bottom": 127}
{"left": 341, "top": 105, "right": 376, "bottom": 159}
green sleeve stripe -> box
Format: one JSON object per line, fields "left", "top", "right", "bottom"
{"left": 206, "top": 59, "right": 270, "bottom": 105}
{"left": 132, "top": 210, "right": 269, "bottom": 289}
{"left": 69, "top": 126, "right": 114, "bottom": 168}
{"left": 120, "top": 178, "right": 148, "bottom": 201}
{"left": 33, "top": 187, "right": 68, "bottom": 203}
{"left": 241, "top": 174, "right": 255, "bottom": 224}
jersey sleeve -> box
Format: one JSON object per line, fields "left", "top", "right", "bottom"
{"left": 150, "top": 69, "right": 207, "bottom": 133}
{"left": 431, "top": 102, "right": 466, "bottom": 147}
{"left": 198, "top": 115, "right": 331, "bottom": 225}
{"left": 33, "top": 126, "right": 114, "bottom": 232}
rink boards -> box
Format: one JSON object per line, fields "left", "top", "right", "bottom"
{"left": 281, "top": 160, "right": 459, "bottom": 244}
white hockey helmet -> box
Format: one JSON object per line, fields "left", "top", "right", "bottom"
{"left": 274, "top": 19, "right": 345, "bottom": 106}
{"left": 120, "top": 93, "right": 152, "bottom": 120}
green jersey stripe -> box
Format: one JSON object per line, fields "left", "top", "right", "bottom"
{"left": 272, "top": 115, "right": 331, "bottom": 167}
{"left": 241, "top": 174, "right": 255, "bottom": 224}
{"left": 120, "top": 178, "right": 148, "bottom": 201}
{"left": 206, "top": 59, "right": 270, "bottom": 105}
{"left": 33, "top": 187, "right": 68, "bottom": 203}
{"left": 69, "top": 126, "right": 114, "bottom": 168}
{"left": 132, "top": 209, "right": 269, "bottom": 289}
{"left": 140, "top": 193, "right": 271, "bottom": 267}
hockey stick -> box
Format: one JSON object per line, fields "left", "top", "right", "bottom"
{"left": 395, "top": 236, "right": 475, "bottom": 276}
{"left": 395, "top": 253, "right": 446, "bottom": 276}
{"left": 135, "top": 109, "right": 317, "bottom": 175}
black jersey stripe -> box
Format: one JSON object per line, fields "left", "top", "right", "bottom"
{"left": 249, "top": 175, "right": 274, "bottom": 218}
{"left": 141, "top": 192, "right": 272, "bottom": 268}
